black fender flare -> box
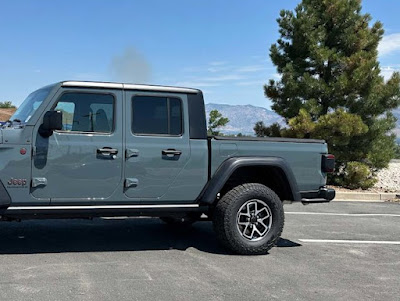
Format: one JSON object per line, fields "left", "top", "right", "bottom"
{"left": 0, "top": 180, "right": 12, "bottom": 208}
{"left": 198, "top": 157, "right": 301, "bottom": 204}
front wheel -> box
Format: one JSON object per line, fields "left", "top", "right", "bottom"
{"left": 213, "top": 183, "right": 284, "bottom": 255}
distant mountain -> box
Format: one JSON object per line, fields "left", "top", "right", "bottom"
{"left": 206, "top": 103, "right": 400, "bottom": 140}
{"left": 205, "top": 103, "right": 283, "bottom": 135}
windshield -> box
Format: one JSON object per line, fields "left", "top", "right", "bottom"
{"left": 10, "top": 85, "right": 54, "bottom": 124}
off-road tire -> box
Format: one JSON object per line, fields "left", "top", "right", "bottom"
{"left": 213, "top": 183, "right": 284, "bottom": 255}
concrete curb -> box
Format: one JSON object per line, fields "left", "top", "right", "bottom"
{"left": 334, "top": 191, "right": 398, "bottom": 202}
{"left": 333, "top": 199, "right": 386, "bottom": 203}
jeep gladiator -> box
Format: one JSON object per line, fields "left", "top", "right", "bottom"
{"left": 0, "top": 81, "right": 335, "bottom": 254}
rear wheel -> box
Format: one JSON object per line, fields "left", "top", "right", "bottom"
{"left": 213, "top": 183, "right": 284, "bottom": 255}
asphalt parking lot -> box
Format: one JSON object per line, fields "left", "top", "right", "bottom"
{"left": 0, "top": 201, "right": 399, "bottom": 301}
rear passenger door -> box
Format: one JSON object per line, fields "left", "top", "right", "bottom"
{"left": 124, "top": 91, "right": 190, "bottom": 200}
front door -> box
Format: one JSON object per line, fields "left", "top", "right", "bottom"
{"left": 124, "top": 91, "right": 190, "bottom": 200}
{"left": 31, "top": 88, "right": 123, "bottom": 203}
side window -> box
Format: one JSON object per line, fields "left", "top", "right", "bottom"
{"left": 132, "top": 96, "right": 182, "bottom": 136}
{"left": 54, "top": 93, "right": 114, "bottom": 133}
{"left": 90, "top": 103, "right": 114, "bottom": 132}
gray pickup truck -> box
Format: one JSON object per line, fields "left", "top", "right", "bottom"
{"left": 0, "top": 81, "right": 335, "bottom": 254}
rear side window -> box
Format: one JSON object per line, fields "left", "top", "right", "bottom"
{"left": 54, "top": 93, "right": 114, "bottom": 133}
{"left": 132, "top": 96, "right": 182, "bottom": 136}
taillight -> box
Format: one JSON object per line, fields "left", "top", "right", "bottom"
{"left": 322, "top": 154, "right": 335, "bottom": 173}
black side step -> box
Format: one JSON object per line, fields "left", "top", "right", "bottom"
{"left": 0, "top": 204, "right": 206, "bottom": 220}
{"left": 301, "top": 198, "right": 332, "bottom": 205}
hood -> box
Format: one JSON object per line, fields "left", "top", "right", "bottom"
{"left": 0, "top": 126, "right": 33, "bottom": 145}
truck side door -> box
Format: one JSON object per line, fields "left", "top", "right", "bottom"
{"left": 31, "top": 88, "right": 123, "bottom": 203}
{"left": 124, "top": 91, "right": 191, "bottom": 200}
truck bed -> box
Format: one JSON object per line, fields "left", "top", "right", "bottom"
{"left": 210, "top": 136, "right": 327, "bottom": 192}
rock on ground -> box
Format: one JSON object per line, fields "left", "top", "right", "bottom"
{"left": 374, "top": 160, "right": 400, "bottom": 192}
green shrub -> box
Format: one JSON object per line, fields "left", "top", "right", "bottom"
{"left": 342, "top": 162, "right": 377, "bottom": 190}
{"left": 0, "top": 101, "right": 16, "bottom": 108}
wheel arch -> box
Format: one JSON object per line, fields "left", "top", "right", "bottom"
{"left": 198, "top": 157, "right": 301, "bottom": 204}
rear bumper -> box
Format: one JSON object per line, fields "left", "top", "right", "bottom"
{"left": 300, "top": 187, "right": 335, "bottom": 204}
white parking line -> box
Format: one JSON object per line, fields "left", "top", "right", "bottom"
{"left": 286, "top": 212, "right": 400, "bottom": 217}
{"left": 299, "top": 239, "right": 400, "bottom": 245}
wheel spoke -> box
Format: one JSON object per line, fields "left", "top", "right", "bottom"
{"left": 250, "top": 226, "right": 256, "bottom": 239}
{"left": 257, "top": 207, "right": 270, "bottom": 218}
{"left": 246, "top": 203, "right": 252, "bottom": 216}
{"left": 257, "top": 220, "right": 269, "bottom": 233}
{"left": 243, "top": 223, "right": 250, "bottom": 238}
{"left": 253, "top": 225, "right": 264, "bottom": 237}
{"left": 255, "top": 204, "right": 263, "bottom": 215}
{"left": 239, "top": 212, "right": 250, "bottom": 219}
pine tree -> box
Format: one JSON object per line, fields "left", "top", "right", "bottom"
{"left": 254, "top": 122, "right": 282, "bottom": 137}
{"left": 207, "top": 110, "right": 229, "bottom": 136}
{"left": 265, "top": 0, "right": 400, "bottom": 188}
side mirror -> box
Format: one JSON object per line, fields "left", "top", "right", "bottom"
{"left": 39, "top": 111, "right": 63, "bottom": 137}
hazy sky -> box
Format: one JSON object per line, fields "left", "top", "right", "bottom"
{"left": 1, "top": 0, "right": 400, "bottom": 108}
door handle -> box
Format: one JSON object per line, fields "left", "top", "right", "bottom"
{"left": 32, "top": 177, "right": 47, "bottom": 188}
{"left": 162, "top": 149, "right": 182, "bottom": 156}
{"left": 97, "top": 147, "right": 118, "bottom": 157}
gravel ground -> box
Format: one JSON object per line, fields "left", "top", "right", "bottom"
{"left": 331, "top": 160, "right": 400, "bottom": 193}
{"left": 374, "top": 160, "right": 400, "bottom": 192}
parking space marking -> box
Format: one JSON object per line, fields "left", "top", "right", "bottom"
{"left": 299, "top": 239, "right": 400, "bottom": 245}
{"left": 286, "top": 212, "right": 400, "bottom": 217}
